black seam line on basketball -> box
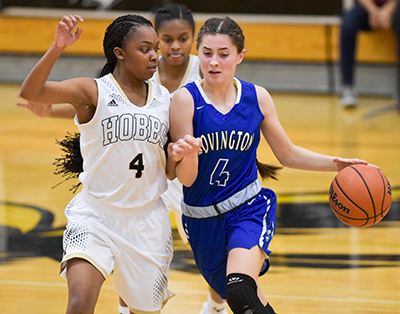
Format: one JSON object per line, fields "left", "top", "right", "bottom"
{"left": 333, "top": 177, "right": 370, "bottom": 227}
{"left": 350, "top": 165, "right": 377, "bottom": 224}
{"left": 375, "top": 168, "right": 388, "bottom": 218}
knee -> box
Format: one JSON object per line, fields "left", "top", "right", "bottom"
{"left": 226, "top": 273, "right": 261, "bottom": 314}
{"left": 66, "top": 294, "right": 95, "bottom": 314}
{"left": 340, "top": 20, "right": 359, "bottom": 41}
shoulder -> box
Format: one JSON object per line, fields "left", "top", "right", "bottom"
{"left": 70, "top": 77, "right": 98, "bottom": 105}
{"left": 253, "top": 84, "right": 273, "bottom": 102}
{"left": 253, "top": 85, "right": 277, "bottom": 118}
{"left": 172, "top": 85, "right": 194, "bottom": 105}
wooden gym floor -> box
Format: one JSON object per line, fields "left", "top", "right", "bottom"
{"left": 0, "top": 82, "right": 399, "bottom": 313}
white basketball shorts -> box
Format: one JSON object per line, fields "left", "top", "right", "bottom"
{"left": 160, "top": 178, "right": 188, "bottom": 244}
{"left": 60, "top": 193, "right": 174, "bottom": 313}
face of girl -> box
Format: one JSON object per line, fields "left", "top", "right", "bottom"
{"left": 198, "top": 33, "right": 244, "bottom": 84}
{"left": 157, "top": 19, "right": 194, "bottom": 66}
{"left": 117, "top": 25, "right": 159, "bottom": 81}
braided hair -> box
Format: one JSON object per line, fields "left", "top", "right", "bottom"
{"left": 196, "top": 17, "right": 282, "bottom": 181}
{"left": 54, "top": 15, "right": 154, "bottom": 192}
{"left": 101, "top": 14, "right": 154, "bottom": 76}
{"left": 154, "top": 3, "right": 195, "bottom": 35}
{"left": 53, "top": 132, "right": 82, "bottom": 192}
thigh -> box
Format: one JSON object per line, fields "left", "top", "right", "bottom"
{"left": 392, "top": 6, "right": 400, "bottom": 41}
{"left": 227, "top": 246, "right": 265, "bottom": 279}
{"left": 66, "top": 258, "right": 105, "bottom": 313}
{"left": 113, "top": 201, "right": 174, "bottom": 312}
{"left": 183, "top": 215, "right": 228, "bottom": 298}
{"left": 227, "top": 188, "right": 277, "bottom": 257}
{"left": 60, "top": 194, "right": 116, "bottom": 279}
{"left": 342, "top": 3, "right": 371, "bottom": 31}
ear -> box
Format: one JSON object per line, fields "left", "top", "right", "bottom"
{"left": 237, "top": 49, "right": 245, "bottom": 65}
{"left": 114, "top": 47, "right": 125, "bottom": 60}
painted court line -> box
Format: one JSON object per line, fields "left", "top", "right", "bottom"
{"left": 1, "top": 280, "right": 399, "bottom": 305}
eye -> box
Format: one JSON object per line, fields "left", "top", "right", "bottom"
{"left": 163, "top": 38, "right": 171, "bottom": 43}
{"left": 141, "top": 48, "right": 149, "bottom": 53}
{"left": 180, "top": 37, "right": 188, "bottom": 43}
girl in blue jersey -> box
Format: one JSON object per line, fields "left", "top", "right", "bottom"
{"left": 169, "top": 17, "right": 372, "bottom": 314}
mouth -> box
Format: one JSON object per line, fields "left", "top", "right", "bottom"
{"left": 148, "top": 64, "right": 157, "bottom": 72}
{"left": 169, "top": 53, "right": 183, "bottom": 59}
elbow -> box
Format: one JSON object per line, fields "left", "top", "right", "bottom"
{"left": 166, "top": 171, "right": 176, "bottom": 181}
{"left": 276, "top": 153, "right": 290, "bottom": 168}
{"left": 19, "top": 88, "right": 29, "bottom": 101}
{"left": 19, "top": 86, "right": 35, "bottom": 102}
{"left": 176, "top": 171, "right": 197, "bottom": 188}
{"left": 275, "top": 145, "right": 296, "bottom": 168}
{"left": 279, "top": 158, "right": 291, "bottom": 168}
{"left": 180, "top": 178, "right": 195, "bottom": 188}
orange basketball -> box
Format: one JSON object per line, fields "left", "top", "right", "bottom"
{"left": 329, "top": 164, "right": 392, "bottom": 227}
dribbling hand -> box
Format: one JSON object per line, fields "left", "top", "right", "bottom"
{"left": 333, "top": 157, "right": 379, "bottom": 172}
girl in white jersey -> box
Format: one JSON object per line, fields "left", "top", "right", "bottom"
{"left": 170, "top": 17, "right": 376, "bottom": 314}
{"left": 20, "top": 14, "right": 179, "bottom": 314}
{"left": 16, "top": 5, "right": 226, "bottom": 314}
{"left": 150, "top": 3, "right": 200, "bottom": 246}
{"left": 16, "top": 5, "right": 227, "bottom": 314}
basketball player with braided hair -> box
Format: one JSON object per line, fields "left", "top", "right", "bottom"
{"left": 20, "top": 14, "right": 178, "bottom": 314}
{"left": 169, "top": 16, "right": 374, "bottom": 314}
{"left": 17, "top": 6, "right": 228, "bottom": 313}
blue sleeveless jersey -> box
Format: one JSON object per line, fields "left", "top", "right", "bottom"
{"left": 183, "top": 78, "right": 264, "bottom": 207}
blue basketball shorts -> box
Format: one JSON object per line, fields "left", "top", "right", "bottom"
{"left": 182, "top": 188, "right": 277, "bottom": 299}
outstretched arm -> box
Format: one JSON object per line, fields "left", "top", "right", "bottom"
{"left": 256, "top": 86, "right": 371, "bottom": 172}
{"left": 19, "top": 15, "right": 97, "bottom": 124}
{"left": 16, "top": 96, "right": 76, "bottom": 119}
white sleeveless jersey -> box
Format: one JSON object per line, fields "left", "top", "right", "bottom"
{"left": 76, "top": 74, "right": 170, "bottom": 210}
{"left": 150, "top": 54, "right": 201, "bottom": 98}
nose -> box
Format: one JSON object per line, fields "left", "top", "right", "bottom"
{"left": 171, "top": 40, "right": 180, "bottom": 50}
{"left": 150, "top": 50, "right": 158, "bottom": 62}
{"left": 209, "top": 55, "right": 218, "bottom": 67}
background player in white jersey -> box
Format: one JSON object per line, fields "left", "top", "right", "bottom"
{"left": 151, "top": 5, "right": 228, "bottom": 314}
{"left": 19, "top": 14, "right": 180, "bottom": 314}
{"left": 169, "top": 17, "right": 376, "bottom": 314}
{"left": 150, "top": 3, "right": 200, "bottom": 245}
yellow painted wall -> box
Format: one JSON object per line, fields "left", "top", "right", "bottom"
{"left": 0, "top": 15, "right": 396, "bottom": 64}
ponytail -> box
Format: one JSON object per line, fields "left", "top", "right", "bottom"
{"left": 256, "top": 158, "right": 282, "bottom": 181}
{"left": 53, "top": 132, "right": 83, "bottom": 193}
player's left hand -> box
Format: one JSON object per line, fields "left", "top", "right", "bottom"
{"left": 333, "top": 157, "right": 380, "bottom": 171}
{"left": 171, "top": 135, "right": 202, "bottom": 159}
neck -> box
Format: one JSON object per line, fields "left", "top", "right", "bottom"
{"left": 112, "top": 67, "right": 146, "bottom": 91}
{"left": 202, "top": 78, "right": 237, "bottom": 114}
{"left": 158, "top": 56, "right": 190, "bottom": 79}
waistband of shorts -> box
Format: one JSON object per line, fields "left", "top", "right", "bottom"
{"left": 80, "top": 191, "right": 164, "bottom": 215}
{"left": 181, "top": 180, "right": 262, "bottom": 219}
